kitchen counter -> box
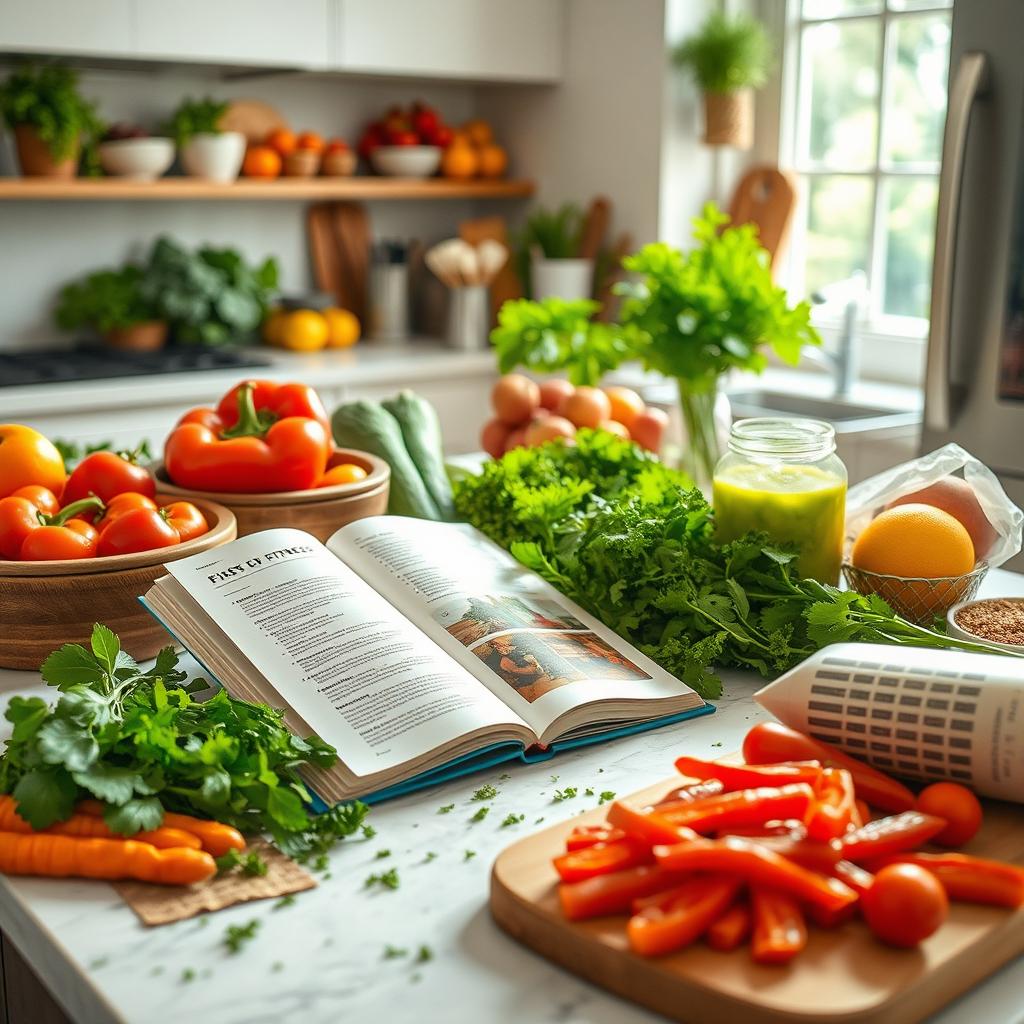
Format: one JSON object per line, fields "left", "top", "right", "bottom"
{"left": 2, "top": 570, "right": 1023, "bottom": 1024}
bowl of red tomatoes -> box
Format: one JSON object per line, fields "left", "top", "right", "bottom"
{"left": 0, "top": 431, "right": 236, "bottom": 670}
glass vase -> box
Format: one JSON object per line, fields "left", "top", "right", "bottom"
{"left": 677, "top": 380, "right": 730, "bottom": 492}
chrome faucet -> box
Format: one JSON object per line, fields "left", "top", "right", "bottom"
{"left": 805, "top": 271, "right": 867, "bottom": 399}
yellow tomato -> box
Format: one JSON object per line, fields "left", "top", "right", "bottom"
{"left": 317, "top": 463, "right": 369, "bottom": 487}
{"left": 280, "top": 309, "right": 329, "bottom": 352}
{"left": 0, "top": 424, "right": 66, "bottom": 498}
{"left": 322, "top": 307, "right": 361, "bottom": 349}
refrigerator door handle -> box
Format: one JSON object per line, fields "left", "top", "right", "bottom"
{"left": 925, "top": 51, "right": 989, "bottom": 432}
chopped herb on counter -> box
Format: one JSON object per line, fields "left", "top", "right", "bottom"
{"left": 223, "top": 919, "right": 260, "bottom": 954}
{"left": 598, "top": 791, "right": 616, "bottom": 804}
{"left": 181, "top": 968, "right": 195, "bottom": 983}
{"left": 471, "top": 784, "right": 498, "bottom": 801}
{"left": 584, "top": 787, "right": 594, "bottom": 796}
{"left": 422, "top": 851, "right": 438, "bottom": 863}
{"left": 464, "top": 850, "right": 477, "bottom": 861}
{"left": 383, "top": 945, "right": 408, "bottom": 959}
{"left": 365, "top": 867, "right": 400, "bottom": 890}
{"left": 216, "top": 849, "right": 268, "bottom": 877}
{"left": 553, "top": 787, "right": 577, "bottom": 803}
{"left": 272, "top": 961, "right": 284, "bottom": 973}
{"left": 312, "top": 853, "right": 330, "bottom": 872}
{"left": 416, "top": 945, "right": 434, "bottom": 963}
{"left": 501, "top": 813, "right": 525, "bottom": 827}
{"left": 534, "top": 817, "right": 545, "bottom": 824}
{"left": 375, "top": 848, "right": 392, "bottom": 860}
{"left": 273, "top": 894, "right": 296, "bottom": 910}
{"left": 470, "top": 806, "right": 490, "bottom": 822}
{"left": 438, "top": 803, "right": 455, "bottom": 815}
{"left": 361, "top": 824, "right": 377, "bottom": 840}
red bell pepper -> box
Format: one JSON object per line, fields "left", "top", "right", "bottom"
{"left": 674, "top": 755, "right": 822, "bottom": 792}
{"left": 840, "top": 811, "right": 947, "bottom": 863}
{"left": 653, "top": 836, "right": 858, "bottom": 914}
{"left": 706, "top": 898, "right": 752, "bottom": 951}
{"left": 565, "top": 824, "right": 626, "bottom": 851}
{"left": 165, "top": 380, "right": 330, "bottom": 493}
{"left": 655, "top": 778, "right": 725, "bottom": 806}
{"left": 862, "top": 852, "right": 1024, "bottom": 908}
{"left": 807, "top": 859, "right": 874, "bottom": 928}
{"left": 742, "top": 723, "right": 916, "bottom": 813}
{"left": 212, "top": 379, "right": 330, "bottom": 435}
{"left": 806, "top": 768, "right": 860, "bottom": 842}
{"left": 604, "top": 801, "right": 700, "bottom": 847}
{"left": 627, "top": 875, "right": 741, "bottom": 957}
{"left": 655, "top": 784, "right": 816, "bottom": 835}
{"left": 739, "top": 835, "right": 844, "bottom": 874}
{"left": 558, "top": 865, "right": 683, "bottom": 921}
{"left": 553, "top": 838, "right": 653, "bottom": 883}
{"left": 750, "top": 886, "right": 807, "bottom": 965}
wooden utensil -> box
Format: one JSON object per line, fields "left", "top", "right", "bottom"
{"left": 491, "top": 772, "right": 1024, "bottom": 1024}
{"left": 459, "top": 216, "right": 522, "bottom": 324}
{"left": 577, "top": 195, "right": 612, "bottom": 260}
{"left": 728, "top": 166, "right": 797, "bottom": 272}
{"left": 307, "top": 201, "right": 371, "bottom": 323}
{"left": 594, "top": 231, "right": 633, "bottom": 321}
{"left": 218, "top": 100, "right": 289, "bottom": 144}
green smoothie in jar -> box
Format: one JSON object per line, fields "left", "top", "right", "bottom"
{"left": 712, "top": 418, "right": 847, "bottom": 585}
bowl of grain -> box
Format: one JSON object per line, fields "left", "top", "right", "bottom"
{"left": 946, "top": 596, "right": 1024, "bottom": 652}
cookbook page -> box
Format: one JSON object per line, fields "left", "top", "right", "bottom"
{"left": 163, "top": 528, "right": 529, "bottom": 779}
{"left": 329, "top": 516, "right": 703, "bottom": 736}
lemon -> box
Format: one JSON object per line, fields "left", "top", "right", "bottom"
{"left": 322, "top": 307, "right": 361, "bottom": 349}
{"left": 280, "top": 309, "right": 329, "bottom": 352}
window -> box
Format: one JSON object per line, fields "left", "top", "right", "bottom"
{"left": 780, "top": 0, "right": 952, "bottom": 338}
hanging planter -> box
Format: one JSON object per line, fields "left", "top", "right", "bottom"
{"left": 673, "top": 13, "right": 771, "bottom": 150}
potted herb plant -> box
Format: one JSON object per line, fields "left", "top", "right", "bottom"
{"left": 56, "top": 265, "right": 167, "bottom": 351}
{"left": 166, "top": 97, "right": 244, "bottom": 182}
{"left": 0, "top": 64, "right": 102, "bottom": 177}
{"left": 672, "top": 12, "right": 772, "bottom": 148}
{"left": 516, "top": 203, "right": 593, "bottom": 302}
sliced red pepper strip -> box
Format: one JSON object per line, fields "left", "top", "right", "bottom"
{"left": 627, "top": 875, "right": 742, "bottom": 957}
{"left": 565, "top": 825, "right": 626, "bottom": 851}
{"left": 751, "top": 886, "right": 808, "bottom": 965}
{"left": 839, "top": 811, "right": 947, "bottom": 863}
{"left": 654, "top": 778, "right": 725, "bottom": 806}
{"left": 559, "top": 865, "right": 683, "bottom": 921}
{"left": 604, "top": 801, "right": 700, "bottom": 847}
{"left": 653, "top": 837, "right": 858, "bottom": 914}
{"left": 737, "top": 835, "right": 844, "bottom": 875}
{"left": 718, "top": 819, "right": 807, "bottom": 839}
{"left": 656, "top": 784, "right": 816, "bottom": 835}
{"left": 742, "top": 722, "right": 915, "bottom": 813}
{"left": 552, "top": 838, "right": 653, "bottom": 883}
{"left": 807, "top": 768, "right": 860, "bottom": 842}
{"left": 808, "top": 860, "right": 874, "bottom": 928}
{"left": 706, "top": 898, "right": 751, "bottom": 951}
{"left": 862, "top": 852, "right": 1024, "bottom": 908}
{"left": 674, "top": 755, "right": 822, "bottom": 791}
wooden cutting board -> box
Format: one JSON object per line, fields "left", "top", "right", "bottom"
{"left": 490, "top": 775, "right": 1024, "bottom": 1024}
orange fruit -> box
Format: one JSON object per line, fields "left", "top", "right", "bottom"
{"left": 322, "top": 307, "right": 360, "bottom": 348}
{"left": 885, "top": 476, "right": 997, "bottom": 562}
{"left": 0, "top": 424, "right": 66, "bottom": 498}
{"left": 242, "top": 145, "right": 282, "bottom": 179}
{"left": 296, "top": 131, "right": 325, "bottom": 153}
{"left": 462, "top": 119, "right": 493, "bottom": 146}
{"left": 476, "top": 142, "right": 508, "bottom": 178}
{"left": 265, "top": 129, "right": 297, "bottom": 157}
{"left": 262, "top": 307, "right": 287, "bottom": 346}
{"left": 602, "top": 386, "right": 645, "bottom": 429}
{"left": 318, "top": 463, "right": 368, "bottom": 487}
{"left": 280, "top": 310, "right": 329, "bottom": 352}
{"left": 441, "top": 141, "right": 478, "bottom": 180}
{"left": 851, "top": 504, "right": 975, "bottom": 579}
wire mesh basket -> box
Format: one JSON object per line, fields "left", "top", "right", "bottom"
{"left": 841, "top": 562, "right": 989, "bottom": 626}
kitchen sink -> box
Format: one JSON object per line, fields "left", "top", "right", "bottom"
{"left": 727, "top": 389, "right": 921, "bottom": 434}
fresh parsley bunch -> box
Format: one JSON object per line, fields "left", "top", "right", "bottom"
{"left": 0, "top": 625, "right": 367, "bottom": 859}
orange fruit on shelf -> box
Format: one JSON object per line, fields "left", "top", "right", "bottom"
{"left": 296, "top": 131, "right": 325, "bottom": 153}
{"left": 851, "top": 504, "right": 975, "bottom": 579}
{"left": 441, "top": 141, "right": 479, "bottom": 180}
{"left": 462, "top": 119, "right": 493, "bottom": 146}
{"left": 262, "top": 307, "right": 287, "bottom": 347}
{"left": 322, "top": 307, "right": 361, "bottom": 348}
{"left": 603, "top": 385, "right": 646, "bottom": 429}
{"left": 242, "top": 145, "right": 282, "bottom": 179}
{"left": 476, "top": 142, "right": 508, "bottom": 179}
{"left": 265, "top": 129, "right": 297, "bottom": 157}
{"left": 280, "top": 310, "right": 329, "bottom": 352}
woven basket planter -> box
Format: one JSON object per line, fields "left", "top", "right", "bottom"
{"left": 702, "top": 90, "right": 754, "bottom": 148}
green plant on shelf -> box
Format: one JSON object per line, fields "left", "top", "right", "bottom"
{"left": 164, "top": 96, "right": 229, "bottom": 149}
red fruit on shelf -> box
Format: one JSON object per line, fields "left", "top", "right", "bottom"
{"left": 427, "top": 124, "right": 455, "bottom": 148}
{"left": 387, "top": 129, "right": 421, "bottom": 146}
{"left": 412, "top": 107, "right": 440, "bottom": 138}
{"left": 539, "top": 378, "right": 575, "bottom": 411}
{"left": 630, "top": 407, "right": 669, "bottom": 453}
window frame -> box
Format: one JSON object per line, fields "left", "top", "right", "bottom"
{"left": 777, "top": 0, "right": 953, "bottom": 347}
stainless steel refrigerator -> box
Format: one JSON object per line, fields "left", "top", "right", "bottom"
{"left": 923, "top": 0, "right": 1024, "bottom": 567}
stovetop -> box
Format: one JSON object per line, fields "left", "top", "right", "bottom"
{"left": 0, "top": 345, "right": 272, "bottom": 388}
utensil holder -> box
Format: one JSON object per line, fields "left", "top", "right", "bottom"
{"left": 446, "top": 285, "right": 490, "bottom": 351}
{"left": 369, "top": 264, "right": 409, "bottom": 342}
{"left": 531, "top": 257, "right": 594, "bottom": 301}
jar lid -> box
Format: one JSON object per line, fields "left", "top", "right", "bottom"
{"left": 728, "top": 417, "right": 836, "bottom": 459}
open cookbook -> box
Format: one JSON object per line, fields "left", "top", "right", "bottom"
{"left": 141, "top": 517, "right": 712, "bottom": 803}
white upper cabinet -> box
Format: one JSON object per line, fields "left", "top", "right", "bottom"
{"left": 134, "top": 0, "right": 331, "bottom": 69}
{"left": 0, "top": 0, "right": 135, "bottom": 57}
{"left": 334, "top": 0, "right": 563, "bottom": 82}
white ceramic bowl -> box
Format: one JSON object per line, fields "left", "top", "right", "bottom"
{"left": 946, "top": 596, "right": 1024, "bottom": 652}
{"left": 98, "top": 137, "right": 175, "bottom": 180}
{"left": 370, "top": 145, "right": 442, "bottom": 178}
{"left": 180, "top": 131, "right": 246, "bottom": 182}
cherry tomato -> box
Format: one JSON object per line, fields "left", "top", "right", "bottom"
{"left": 96, "top": 492, "right": 158, "bottom": 532}
{"left": 161, "top": 501, "right": 208, "bottom": 543}
{"left": 317, "top": 463, "right": 369, "bottom": 487}
{"left": 20, "top": 520, "right": 98, "bottom": 560}
{"left": 861, "top": 863, "right": 948, "bottom": 947}
{"left": 96, "top": 508, "right": 179, "bottom": 557}
{"left": 10, "top": 485, "right": 60, "bottom": 516}
{"left": 0, "top": 496, "right": 43, "bottom": 559}
{"left": 63, "top": 450, "right": 156, "bottom": 505}
{"left": 0, "top": 425, "right": 66, "bottom": 498}
{"left": 915, "top": 783, "right": 982, "bottom": 847}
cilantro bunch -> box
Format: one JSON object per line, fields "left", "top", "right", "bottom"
{"left": 0, "top": 625, "right": 366, "bottom": 859}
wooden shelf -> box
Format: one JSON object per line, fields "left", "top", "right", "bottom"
{"left": 0, "top": 177, "right": 535, "bottom": 201}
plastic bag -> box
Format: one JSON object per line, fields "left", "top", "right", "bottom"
{"left": 844, "top": 443, "right": 1024, "bottom": 567}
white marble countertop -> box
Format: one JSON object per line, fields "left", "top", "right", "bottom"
{"left": 2, "top": 573, "right": 1024, "bottom": 1024}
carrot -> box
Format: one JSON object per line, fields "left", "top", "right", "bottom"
{"left": 0, "top": 832, "right": 216, "bottom": 885}
{"left": 77, "top": 799, "right": 245, "bottom": 856}
{"left": 706, "top": 899, "right": 752, "bottom": 951}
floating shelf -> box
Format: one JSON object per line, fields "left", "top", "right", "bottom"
{"left": 0, "top": 177, "right": 536, "bottom": 201}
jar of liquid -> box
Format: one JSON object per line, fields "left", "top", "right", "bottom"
{"left": 712, "top": 418, "right": 847, "bottom": 585}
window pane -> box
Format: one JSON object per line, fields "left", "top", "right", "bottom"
{"left": 799, "top": 20, "right": 881, "bottom": 168}
{"left": 882, "top": 13, "right": 951, "bottom": 166}
{"left": 803, "top": 175, "right": 874, "bottom": 296}
{"left": 802, "top": 0, "right": 881, "bottom": 17}
{"left": 888, "top": 0, "right": 952, "bottom": 11}
{"left": 882, "top": 177, "right": 939, "bottom": 317}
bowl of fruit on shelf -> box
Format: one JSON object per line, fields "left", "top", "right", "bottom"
{"left": 97, "top": 124, "right": 175, "bottom": 181}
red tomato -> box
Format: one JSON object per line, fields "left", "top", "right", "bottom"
{"left": 0, "top": 496, "right": 42, "bottom": 559}
{"left": 915, "top": 782, "right": 983, "bottom": 847}
{"left": 861, "top": 863, "right": 948, "bottom": 947}
{"left": 388, "top": 130, "right": 420, "bottom": 146}
{"left": 161, "top": 501, "right": 208, "bottom": 543}
{"left": 96, "top": 508, "right": 179, "bottom": 557}
{"left": 427, "top": 124, "right": 454, "bottom": 148}
{"left": 20, "top": 520, "right": 97, "bottom": 560}
{"left": 10, "top": 485, "right": 60, "bottom": 516}
{"left": 97, "top": 492, "right": 157, "bottom": 532}
{"left": 63, "top": 451, "right": 156, "bottom": 505}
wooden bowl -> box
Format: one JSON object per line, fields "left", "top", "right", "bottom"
{"left": 0, "top": 496, "right": 236, "bottom": 671}
{"left": 152, "top": 449, "right": 391, "bottom": 541}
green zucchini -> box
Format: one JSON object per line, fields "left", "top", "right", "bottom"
{"left": 381, "top": 390, "right": 455, "bottom": 521}
{"left": 331, "top": 400, "right": 442, "bottom": 520}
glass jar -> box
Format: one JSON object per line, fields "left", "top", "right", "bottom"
{"left": 712, "top": 418, "right": 848, "bottom": 585}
